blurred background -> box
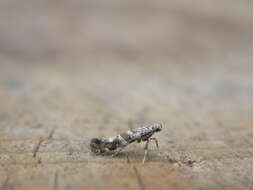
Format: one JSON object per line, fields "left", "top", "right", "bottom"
{"left": 0, "top": 0, "right": 252, "bottom": 62}
{"left": 0, "top": 1, "right": 253, "bottom": 189}
{"left": 1, "top": 0, "right": 253, "bottom": 128}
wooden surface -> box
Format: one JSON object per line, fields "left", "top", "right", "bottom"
{"left": 0, "top": 1, "right": 253, "bottom": 190}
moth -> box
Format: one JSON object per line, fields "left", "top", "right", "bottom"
{"left": 90, "top": 123, "right": 162, "bottom": 164}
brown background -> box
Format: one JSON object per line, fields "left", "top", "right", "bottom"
{"left": 0, "top": 0, "right": 253, "bottom": 190}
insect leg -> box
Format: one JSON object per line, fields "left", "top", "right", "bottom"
{"left": 142, "top": 139, "right": 150, "bottom": 164}
{"left": 150, "top": 137, "right": 159, "bottom": 149}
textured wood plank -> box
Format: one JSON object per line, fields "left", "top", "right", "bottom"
{"left": 0, "top": 1, "right": 253, "bottom": 190}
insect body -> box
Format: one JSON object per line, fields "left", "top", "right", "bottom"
{"left": 90, "top": 123, "right": 162, "bottom": 164}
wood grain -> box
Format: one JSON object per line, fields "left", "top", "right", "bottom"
{"left": 0, "top": 1, "right": 253, "bottom": 190}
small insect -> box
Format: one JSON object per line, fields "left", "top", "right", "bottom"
{"left": 90, "top": 123, "right": 162, "bottom": 164}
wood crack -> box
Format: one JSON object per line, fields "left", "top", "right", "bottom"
{"left": 133, "top": 166, "right": 146, "bottom": 190}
